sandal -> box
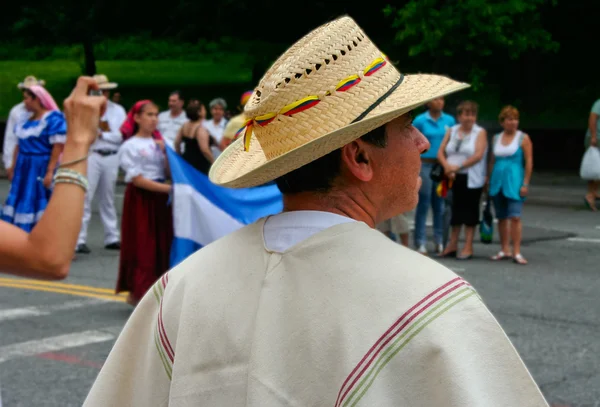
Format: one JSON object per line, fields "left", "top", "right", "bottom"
{"left": 491, "top": 251, "right": 512, "bottom": 261}
{"left": 437, "top": 249, "right": 457, "bottom": 258}
{"left": 513, "top": 253, "right": 528, "bottom": 265}
{"left": 584, "top": 196, "right": 597, "bottom": 212}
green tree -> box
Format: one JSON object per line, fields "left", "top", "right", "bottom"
{"left": 14, "top": 1, "right": 103, "bottom": 75}
{"left": 384, "top": 0, "right": 559, "bottom": 89}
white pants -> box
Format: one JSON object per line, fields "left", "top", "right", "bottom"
{"left": 77, "top": 152, "right": 120, "bottom": 245}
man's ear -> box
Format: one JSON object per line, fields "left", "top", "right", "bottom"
{"left": 340, "top": 140, "right": 374, "bottom": 182}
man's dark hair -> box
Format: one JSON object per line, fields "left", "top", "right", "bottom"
{"left": 170, "top": 90, "right": 184, "bottom": 101}
{"left": 275, "top": 125, "right": 387, "bottom": 194}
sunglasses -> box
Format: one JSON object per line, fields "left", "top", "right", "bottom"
{"left": 454, "top": 138, "right": 463, "bottom": 152}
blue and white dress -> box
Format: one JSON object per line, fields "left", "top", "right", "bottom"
{"left": 1, "top": 111, "right": 67, "bottom": 232}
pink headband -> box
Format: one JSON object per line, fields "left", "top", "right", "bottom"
{"left": 28, "top": 85, "right": 59, "bottom": 111}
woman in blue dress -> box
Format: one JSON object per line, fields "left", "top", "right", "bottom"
{"left": 2, "top": 85, "right": 66, "bottom": 232}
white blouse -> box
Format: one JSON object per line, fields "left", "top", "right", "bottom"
{"left": 493, "top": 131, "right": 523, "bottom": 157}
{"left": 445, "top": 124, "right": 487, "bottom": 189}
{"left": 119, "top": 136, "right": 166, "bottom": 183}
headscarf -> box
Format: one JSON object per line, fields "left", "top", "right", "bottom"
{"left": 120, "top": 100, "right": 163, "bottom": 141}
{"left": 28, "top": 85, "right": 59, "bottom": 111}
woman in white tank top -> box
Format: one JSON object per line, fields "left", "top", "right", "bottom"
{"left": 437, "top": 101, "right": 488, "bottom": 260}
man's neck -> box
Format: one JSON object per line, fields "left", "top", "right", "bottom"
{"left": 212, "top": 117, "right": 222, "bottom": 125}
{"left": 170, "top": 109, "right": 182, "bottom": 118}
{"left": 429, "top": 110, "right": 442, "bottom": 120}
{"left": 282, "top": 187, "right": 377, "bottom": 228}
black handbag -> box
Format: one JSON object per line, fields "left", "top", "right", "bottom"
{"left": 429, "top": 163, "right": 444, "bottom": 182}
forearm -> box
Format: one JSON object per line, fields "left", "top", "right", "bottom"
{"left": 199, "top": 138, "right": 215, "bottom": 163}
{"left": 201, "top": 148, "right": 214, "bottom": 164}
{"left": 524, "top": 158, "right": 533, "bottom": 185}
{"left": 11, "top": 145, "right": 19, "bottom": 169}
{"left": 164, "top": 155, "right": 171, "bottom": 179}
{"left": 2, "top": 141, "right": 90, "bottom": 279}
{"left": 47, "top": 144, "right": 64, "bottom": 174}
{"left": 437, "top": 149, "right": 448, "bottom": 167}
{"left": 220, "top": 138, "right": 232, "bottom": 151}
{"left": 132, "top": 176, "right": 171, "bottom": 194}
{"left": 459, "top": 153, "right": 485, "bottom": 170}
{"left": 101, "top": 130, "right": 122, "bottom": 145}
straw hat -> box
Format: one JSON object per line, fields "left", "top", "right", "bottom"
{"left": 209, "top": 16, "right": 469, "bottom": 188}
{"left": 17, "top": 75, "right": 45, "bottom": 89}
{"left": 93, "top": 74, "right": 118, "bottom": 90}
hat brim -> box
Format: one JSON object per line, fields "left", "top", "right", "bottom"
{"left": 209, "top": 74, "right": 469, "bottom": 188}
{"left": 97, "top": 82, "right": 118, "bottom": 90}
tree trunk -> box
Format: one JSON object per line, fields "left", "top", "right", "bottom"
{"left": 82, "top": 36, "right": 96, "bottom": 76}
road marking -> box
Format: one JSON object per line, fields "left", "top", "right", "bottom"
{"left": 0, "top": 278, "right": 120, "bottom": 294}
{"left": 0, "top": 299, "right": 107, "bottom": 323}
{"left": 37, "top": 352, "right": 104, "bottom": 370}
{"left": 450, "top": 268, "right": 466, "bottom": 273}
{"left": 567, "top": 237, "right": 600, "bottom": 244}
{"left": 0, "top": 278, "right": 127, "bottom": 302}
{"left": 0, "top": 327, "right": 119, "bottom": 364}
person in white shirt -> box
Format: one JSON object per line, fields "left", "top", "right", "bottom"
{"left": 203, "top": 97, "right": 228, "bottom": 158}
{"left": 157, "top": 90, "right": 187, "bottom": 149}
{"left": 75, "top": 74, "right": 127, "bottom": 254}
{"left": 2, "top": 76, "right": 43, "bottom": 170}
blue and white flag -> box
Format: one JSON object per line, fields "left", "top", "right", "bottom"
{"left": 166, "top": 147, "right": 283, "bottom": 267}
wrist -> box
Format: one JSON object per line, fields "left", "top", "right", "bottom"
{"left": 68, "top": 129, "right": 97, "bottom": 146}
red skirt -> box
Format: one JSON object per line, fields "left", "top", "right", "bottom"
{"left": 117, "top": 184, "right": 173, "bottom": 302}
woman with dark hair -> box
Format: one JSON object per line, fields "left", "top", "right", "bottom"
{"left": 174, "top": 101, "right": 215, "bottom": 174}
{"left": 2, "top": 85, "right": 66, "bottom": 232}
{"left": 117, "top": 100, "right": 173, "bottom": 306}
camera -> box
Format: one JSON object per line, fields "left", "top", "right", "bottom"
{"left": 89, "top": 89, "right": 103, "bottom": 96}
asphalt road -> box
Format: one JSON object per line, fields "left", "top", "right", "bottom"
{"left": 0, "top": 182, "right": 599, "bottom": 406}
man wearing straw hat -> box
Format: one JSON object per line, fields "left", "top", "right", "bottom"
{"left": 84, "top": 17, "right": 548, "bottom": 407}
{"left": 3, "top": 76, "right": 44, "bottom": 172}
{"left": 75, "top": 74, "right": 126, "bottom": 254}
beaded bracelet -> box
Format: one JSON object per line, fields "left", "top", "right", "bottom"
{"left": 53, "top": 177, "right": 89, "bottom": 192}
{"left": 53, "top": 168, "right": 89, "bottom": 192}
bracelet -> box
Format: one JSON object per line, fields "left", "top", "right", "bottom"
{"left": 54, "top": 177, "right": 88, "bottom": 192}
{"left": 53, "top": 168, "right": 89, "bottom": 192}
{"left": 59, "top": 154, "right": 89, "bottom": 168}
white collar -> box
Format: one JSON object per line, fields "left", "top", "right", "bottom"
{"left": 263, "top": 210, "right": 356, "bottom": 253}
